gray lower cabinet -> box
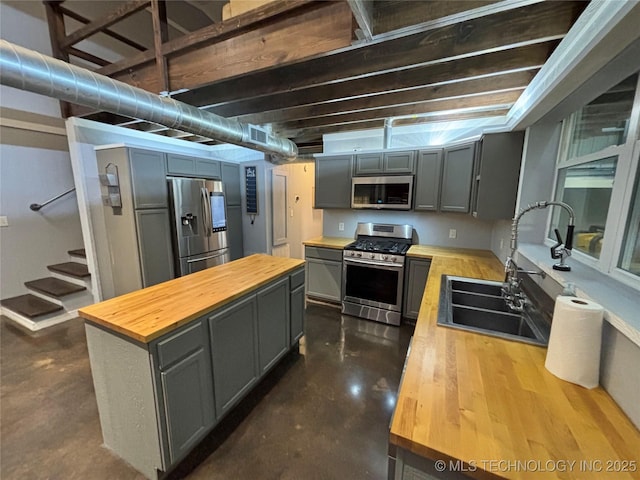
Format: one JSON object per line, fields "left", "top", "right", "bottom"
{"left": 135, "top": 209, "right": 174, "bottom": 287}
{"left": 290, "top": 284, "right": 305, "bottom": 345}
{"left": 226, "top": 205, "right": 244, "bottom": 260}
{"left": 315, "top": 155, "right": 353, "bottom": 208}
{"left": 402, "top": 258, "right": 431, "bottom": 320}
{"left": 305, "top": 246, "right": 343, "bottom": 303}
{"left": 440, "top": 143, "right": 476, "bottom": 213}
{"left": 414, "top": 149, "right": 443, "bottom": 211}
{"left": 208, "top": 295, "right": 259, "bottom": 417}
{"left": 257, "top": 277, "right": 290, "bottom": 374}
{"left": 153, "top": 320, "right": 215, "bottom": 465}
{"left": 393, "top": 447, "right": 472, "bottom": 480}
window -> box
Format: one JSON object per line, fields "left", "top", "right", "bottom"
{"left": 551, "top": 73, "right": 640, "bottom": 286}
{"left": 618, "top": 152, "right": 640, "bottom": 276}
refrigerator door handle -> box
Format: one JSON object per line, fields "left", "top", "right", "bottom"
{"left": 201, "top": 187, "right": 211, "bottom": 236}
{"left": 186, "top": 249, "right": 229, "bottom": 263}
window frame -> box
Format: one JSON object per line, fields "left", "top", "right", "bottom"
{"left": 546, "top": 74, "right": 640, "bottom": 291}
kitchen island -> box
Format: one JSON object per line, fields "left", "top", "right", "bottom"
{"left": 390, "top": 246, "right": 640, "bottom": 479}
{"left": 79, "top": 254, "right": 305, "bottom": 480}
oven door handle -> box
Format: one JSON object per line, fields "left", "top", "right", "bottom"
{"left": 344, "top": 258, "right": 404, "bottom": 269}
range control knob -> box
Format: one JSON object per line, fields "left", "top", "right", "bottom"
{"left": 370, "top": 253, "right": 375, "bottom": 259}
{"left": 356, "top": 252, "right": 362, "bottom": 257}
{"left": 350, "top": 251, "right": 355, "bottom": 257}
{"left": 383, "top": 255, "right": 388, "bottom": 261}
{"left": 391, "top": 257, "right": 396, "bottom": 262}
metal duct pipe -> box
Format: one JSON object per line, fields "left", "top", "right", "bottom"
{"left": 383, "top": 118, "right": 393, "bottom": 149}
{"left": 0, "top": 40, "right": 298, "bottom": 161}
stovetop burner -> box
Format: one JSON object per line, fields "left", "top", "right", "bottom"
{"left": 346, "top": 238, "right": 410, "bottom": 255}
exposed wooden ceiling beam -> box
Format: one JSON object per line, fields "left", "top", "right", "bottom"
{"left": 67, "top": 47, "right": 110, "bottom": 67}
{"left": 276, "top": 90, "right": 523, "bottom": 131}
{"left": 96, "top": 0, "right": 314, "bottom": 78}
{"left": 57, "top": 5, "right": 147, "bottom": 51}
{"left": 203, "top": 42, "right": 554, "bottom": 117}
{"left": 237, "top": 70, "right": 537, "bottom": 125}
{"left": 175, "top": 1, "right": 582, "bottom": 107}
{"left": 150, "top": 0, "right": 170, "bottom": 93}
{"left": 61, "top": 1, "right": 151, "bottom": 49}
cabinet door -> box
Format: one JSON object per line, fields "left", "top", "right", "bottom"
{"left": 440, "top": 143, "right": 476, "bottom": 213}
{"left": 305, "top": 258, "right": 342, "bottom": 302}
{"left": 135, "top": 209, "right": 174, "bottom": 287}
{"left": 473, "top": 132, "right": 524, "bottom": 220}
{"left": 414, "top": 149, "right": 443, "bottom": 211}
{"left": 154, "top": 320, "right": 215, "bottom": 464}
{"left": 384, "top": 151, "right": 416, "bottom": 174}
{"left": 354, "top": 153, "right": 384, "bottom": 175}
{"left": 403, "top": 258, "right": 431, "bottom": 320}
{"left": 315, "top": 155, "right": 352, "bottom": 209}
{"left": 208, "top": 296, "right": 258, "bottom": 417}
{"left": 167, "top": 153, "right": 196, "bottom": 176}
{"left": 226, "top": 205, "right": 244, "bottom": 261}
{"left": 129, "top": 149, "right": 168, "bottom": 209}
{"left": 290, "top": 284, "right": 305, "bottom": 346}
{"left": 257, "top": 277, "right": 290, "bottom": 374}
{"left": 221, "top": 162, "right": 242, "bottom": 206}
{"left": 161, "top": 348, "right": 216, "bottom": 463}
{"left": 196, "top": 159, "right": 221, "bottom": 179}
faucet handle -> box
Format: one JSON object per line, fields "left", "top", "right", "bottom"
{"left": 550, "top": 229, "right": 564, "bottom": 259}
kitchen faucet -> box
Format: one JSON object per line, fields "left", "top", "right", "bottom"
{"left": 503, "top": 201, "right": 575, "bottom": 311}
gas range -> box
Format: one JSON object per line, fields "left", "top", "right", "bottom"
{"left": 341, "top": 223, "right": 413, "bottom": 326}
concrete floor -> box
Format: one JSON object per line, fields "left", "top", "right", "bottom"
{"left": 1, "top": 304, "right": 413, "bottom": 479}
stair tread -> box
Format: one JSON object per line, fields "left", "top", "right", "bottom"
{"left": 47, "top": 262, "right": 90, "bottom": 279}
{"left": 1, "top": 294, "right": 63, "bottom": 319}
{"left": 68, "top": 248, "right": 86, "bottom": 258}
{"left": 25, "top": 277, "right": 86, "bottom": 298}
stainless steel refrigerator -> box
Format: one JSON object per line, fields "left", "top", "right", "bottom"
{"left": 168, "top": 177, "right": 230, "bottom": 276}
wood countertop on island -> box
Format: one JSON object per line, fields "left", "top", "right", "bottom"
{"left": 79, "top": 254, "right": 305, "bottom": 344}
{"left": 391, "top": 247, "right": 640, "bottom": 479}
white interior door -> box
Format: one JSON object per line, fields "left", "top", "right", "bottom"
{"left": 271, "top": 169, "right": 288, "bottom": 252}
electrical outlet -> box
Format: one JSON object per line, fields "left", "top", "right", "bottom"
{"left": 500, "top": 238, "right": 504, "bottom": 250}
{"left": 0, "top": 216, "right": 8, "bottom": 227}
{"left": 449, "top": 229, "right": 457, "bottom": 239}
{"left": 338, "top": 222, "right": 345, "bottom": 231}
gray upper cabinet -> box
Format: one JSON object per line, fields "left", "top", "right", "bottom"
{"left": 221, "top": 162, "right": 241, "bottom": 206}
{"left": 129, "top": 149, "right": 168, "bottom": 209}
{"left": 354, "top": 153, "right": 384, "bottom": 174}
{"left": 383, "top": 151, "right": 416, "bottom": 174}
{"left": 471, "top": 131, "right": 525, "bottom": 220}
{"left": 440, "top": 142, "right": 476, "bottom": 213}
{"left": 353, "top": 151, "right": 416, "bottom": 175}
{"left": 134, "top": 209, "right": 174, "bottom": 287}
{"left": 153, "top": 320, "right": 215, "bottom": 464}
{"left": 414, "top": 149, "right": 443, "bottom": 211}
{"left": 402, "top": 258, "right": 431, "bottom": 320}
{"left": 315, "top": 155, "right": 352, "bottom": 209}
{"left": 208, "top": 295, "right": 259, "bottom": 417}
{"left": 257, "top": 277, "right": 290, "bottom": 374}
{"left": 167, "top": 154, "right": 221, "bottom": 179}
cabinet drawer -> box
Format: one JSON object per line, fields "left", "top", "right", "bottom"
{"left": 156, "top": 321, "right": 206, "bottom": 370}
{"left": 305, "top": 246, "right": 343, "bottom": 262}
{"left": 290, "top": 267, "right": 305, "bottom": 290}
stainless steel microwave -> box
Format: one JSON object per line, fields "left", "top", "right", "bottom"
{"left": 351, "top": 176, "right": 413, "bottom": 210}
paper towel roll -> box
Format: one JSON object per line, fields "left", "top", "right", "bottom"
{"left": 545, "top": 295, "right": 604, "bottom": 389}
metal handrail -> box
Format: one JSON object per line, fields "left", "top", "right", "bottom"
{"left": 29, "top": 187, "right": 76, "bottom": 211}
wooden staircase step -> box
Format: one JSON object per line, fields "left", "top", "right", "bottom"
{"left": 68, "top": 248, "right": 86, "bottom": 258}
{"left": 47, "top": 262, "right": 90, "bottom": 279}
{"left": 1, "top": 294, "right": 63, "bottom": 319}
{"left": 25, "top": 277, "right": 86, "bottom": 298}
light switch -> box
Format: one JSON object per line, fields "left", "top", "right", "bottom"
{"left": 0, "top": 216, "right": 8, "bottom": 227}
{"left": 449, "top": 229, "right": 457, "bottom": 239}
{"left": 338, "top": 222, "right": 345, "bottom": 231}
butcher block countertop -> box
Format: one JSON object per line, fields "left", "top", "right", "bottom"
{"left": 391, "top": 247, "right": 640, "bottom": 479}
{"left": 303, "top": 236, "right": 353, "bottom": 249}
{"left": 79, "top": 254, "right": 304, "bottom": 344}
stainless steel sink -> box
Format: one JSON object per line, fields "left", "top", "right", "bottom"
{"left": 438, "top": 275, "right": 550, "bottom": 346}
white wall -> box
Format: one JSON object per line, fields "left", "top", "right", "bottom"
{"left": 323, "top": 209, "right": 494, "bottom": 249}
{"left": 0, "top": 145, "right": 83, "bottom": 298}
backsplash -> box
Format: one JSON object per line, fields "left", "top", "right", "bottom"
{"left": 322, "top": 209, "right": 494, "bottom": 250}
